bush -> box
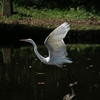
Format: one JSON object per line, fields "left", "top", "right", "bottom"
{"left": 0, "top": 0, "right": 100, "bottom": 12}
{"left": 12, "top": 0, "right": 100, "bottom": 10}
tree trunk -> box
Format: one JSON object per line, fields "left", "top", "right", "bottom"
{"left": 2, "top": 0, "right": 13, "bottom": 16}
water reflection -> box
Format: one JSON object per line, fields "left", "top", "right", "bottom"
{"left": 0, "top": 44, "right": 100, "bottom": 100}
{"left": 63, "top": 82, "right": 78, "bottom": 100}
{"left": 2, "top": 48, "right": 11, "bottom": 64}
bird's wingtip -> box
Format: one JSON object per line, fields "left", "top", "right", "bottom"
{"left": 64, "top": 22, "right": 69, "bottom": 25}
{"left": 61, "top": 22, "right": 70, "bottom": 27}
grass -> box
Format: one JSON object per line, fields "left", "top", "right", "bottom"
{"left": 1, "top": 5, "right": 100, "bottom": 20}
{"left": 0, "top": 5, "right": 100, "bottom": 30}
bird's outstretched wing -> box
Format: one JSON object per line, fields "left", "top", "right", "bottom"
{"left": 44, "top": 22, "right": 70, "bottom": 59}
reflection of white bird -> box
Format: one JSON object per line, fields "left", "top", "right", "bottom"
{"left": 20, "top": 22, "right": 72, "bottom": 68}
{"left": 63, "top": 82, "right": 78, "bottom": 100}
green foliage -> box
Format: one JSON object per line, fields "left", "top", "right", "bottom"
{"left": 0, "top": 0, "right": 100, "bottom": 30}
{"left": 12, "top": 0, "right": 100, "bottom": 11}
{"left": 0, "top": 0, "right": 100, "bottom": 11}
{"left": 10, "top": 5, "right": 100, "bottom": 20}
{"left": 0, "top": 0, "right": 100, "bottom": 15}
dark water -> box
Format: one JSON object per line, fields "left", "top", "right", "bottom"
{"left": 0, "top": 44, "right": 100, "bottom": 100}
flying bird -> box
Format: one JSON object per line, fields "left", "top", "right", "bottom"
{"left": 19, "top": 22, "right": 72, "bottom": 68}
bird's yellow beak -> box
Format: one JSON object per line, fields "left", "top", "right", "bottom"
{"left": 19, "top": 39, "right": 28, "bottom": 42}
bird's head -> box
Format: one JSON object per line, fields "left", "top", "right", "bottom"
{"left": 19, "top": 39, "right": 36, "bottom": 46}
{"left": 19, "top": 39, "right": 32, "bottom": 43}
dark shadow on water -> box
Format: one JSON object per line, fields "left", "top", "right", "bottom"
{"left": 0, "top": 82, "right": 35, "bottom": 100}
{"left": 0, "top": 23, "right": 100, "bottom": 47}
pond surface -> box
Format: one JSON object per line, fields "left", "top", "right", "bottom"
{"left": 0, "top": 44, "right": 100, "bottom": 100}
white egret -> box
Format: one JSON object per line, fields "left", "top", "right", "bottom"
{"left": 20, "top": 22, "right": 77, "bottom": 82}
{"left": 20, "top": 22, "right": 72, "bottom": 68}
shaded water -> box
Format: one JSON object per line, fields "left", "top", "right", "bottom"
{"left": 0, "top": 44, "right": 100, "bottom": 100}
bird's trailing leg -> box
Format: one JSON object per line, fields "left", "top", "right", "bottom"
{"left": 62, "top": 65, "right": 77, "bottom": 83}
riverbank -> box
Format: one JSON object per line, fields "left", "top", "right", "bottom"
{"left": 0, "top": 19, "right": 100, "bottom": 30}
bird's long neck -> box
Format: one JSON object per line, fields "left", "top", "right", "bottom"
{"left": 29, "top": 40, "right": 46, "bottom": 63}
